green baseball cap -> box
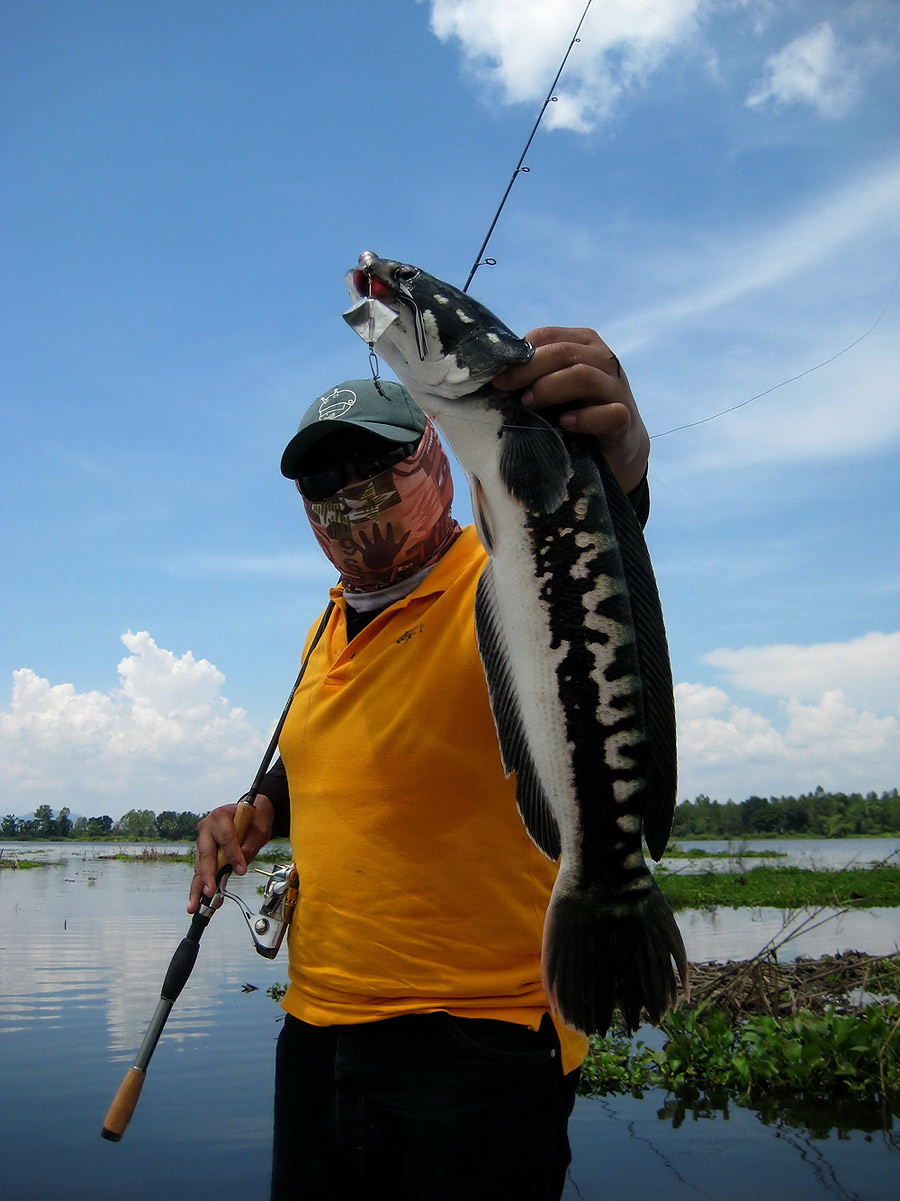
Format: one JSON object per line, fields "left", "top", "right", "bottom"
{"left": 280, "top": 378, "right": 427, "bottom": 479}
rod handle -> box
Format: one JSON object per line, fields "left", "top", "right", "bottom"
{"left": 213, "top": 796, "right": 257, "bottom": 886}
{"left": 101, "top": 1066, "right": 146, "bottom": 1141}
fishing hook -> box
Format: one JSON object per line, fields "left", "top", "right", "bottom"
{"left": 357, "top": 265, "right": 394, "bottom": 399}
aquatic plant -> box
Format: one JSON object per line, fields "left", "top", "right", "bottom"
{"left": 656, "top": 864, "right": 900, "bottom": 909}
{"left": 580, "top": 1001, "right": 900, "bottom": 1110}
{"left": 0, "top": 854, "right": 45, "bottom": 869}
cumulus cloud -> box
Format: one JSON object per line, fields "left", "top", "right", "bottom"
{"left": 704, "top": 631, "right": 900, "bottom": 714}
{"left": 676, "top": 632, "right": 900, "bottom": 800}
{"left": 746, "top": 22, "right": 861, "bottom": 117}
{"left": 4, "top": 627, "right": 897, "bottom": 820}
{"left": 0, "top": 632, "right": 263, "bottom": 818}
{"left": 425, "top": 0, "right": 704, "bottom": 130}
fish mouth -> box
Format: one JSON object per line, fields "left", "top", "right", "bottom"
{"left": 344, "top": 252, "right": 430, "bottom": 357}
{"left": 350, "top": 252, "right": 420, "bottom": 303}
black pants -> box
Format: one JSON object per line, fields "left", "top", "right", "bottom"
{"left": 271, "top": 1012, "right": 579, "bottom": 1201}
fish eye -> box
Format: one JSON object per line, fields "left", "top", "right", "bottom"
{"left": 395, "top": 265, "right": 419, "bottom": 282}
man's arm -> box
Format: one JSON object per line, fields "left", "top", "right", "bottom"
{"left": 261, "top": 758, "right": 291, "bottom": 838}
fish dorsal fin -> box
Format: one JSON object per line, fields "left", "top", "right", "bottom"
{"left": 474, "top": 561, "right": 561, "bottom": 861}
{"left": 595, "top": 455, "right": 678, "bottom": 861}
{"left": 499, "top": 409, "right": 571, "bottom": 514}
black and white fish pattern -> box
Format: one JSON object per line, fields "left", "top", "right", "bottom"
{"left": 343, "top": 252, "right": 687, "bottom": 1035}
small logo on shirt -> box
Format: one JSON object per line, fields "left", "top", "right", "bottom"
{"left": 395, "top": 624, "right": 424, "bottom": 645}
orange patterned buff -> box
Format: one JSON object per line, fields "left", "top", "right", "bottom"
{"left": 302, "top": 419, "right": 460, "bottom": 599}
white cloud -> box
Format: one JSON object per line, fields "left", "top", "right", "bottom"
{"left": 425, "top": 0, "right": 704, "bottom": 130}
{"left": 704, "top": 631, "right": 900, "bottom": 714}
{"left": 747, "top": 22, "right": 860, "bottom": 118}
{"left": 4, "top": 623, "right": 896, "bottom": 821}
{"left": 0, "top": 633, "right": 264, "bottom": 819}
{"left": 675, "top": 631, "right": 900, "bottom": 800}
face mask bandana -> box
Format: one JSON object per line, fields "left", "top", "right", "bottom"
{"left": 302, "top": 419, "right": 460, "bottom": 604}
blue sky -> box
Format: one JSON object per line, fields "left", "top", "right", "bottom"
{"left": 2, "top": 0, "right": 898, "bottom": 820}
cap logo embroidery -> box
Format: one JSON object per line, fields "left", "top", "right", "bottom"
{"left": 318, "top": 387, "right": 357, "bottom": 421}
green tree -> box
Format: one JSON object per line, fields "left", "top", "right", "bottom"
{"left": 177, "top": 812, "right": 202, "bottom": 839}
{"left": 57, "top": 807, "right": 72, "bottom": 838}
{"left": 33, "top": 804, "right": 57, "bottom": 838}
{"left": 116, "top": 809, "right": 157, "bottom": 839}
{"left": 155, "top": 811, "right": 181, "bottom": 839}
{"left": 1, "top": 814, "right": 18, "bottom": 837}
{"left": 719, "top": 801, "right": 743, "bottom": 838}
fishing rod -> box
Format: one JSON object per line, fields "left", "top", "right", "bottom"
{"left": 455, "top": 0, "right": 896, "bottom": 433}
{"left": 462, "top": 0, "right": 594, "bottom": 293}
{"left": 100, "top": 601, "right": 333, "bottom": 1142}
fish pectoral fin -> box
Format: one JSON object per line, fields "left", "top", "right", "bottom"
{"left": 499, "top": 409, "right": 571, "bottom": 514}
{"left": 475, "top": 563, "right": 561, "bottom": 861}
{"left": 471, "top": 476, "right": 494, "bottom": 554}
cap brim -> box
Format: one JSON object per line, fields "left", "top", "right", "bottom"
{"left": 280, "top": 416, "right": 422, "bottom": 479}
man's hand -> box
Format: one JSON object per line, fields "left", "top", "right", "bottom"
{"left": 493, "top": 326, "right": 650, "bottom": 495}
{"left": 188, "top": 796, "right": 275, "bottom": 913}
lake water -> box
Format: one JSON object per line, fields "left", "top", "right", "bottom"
{"left": 1, "top": 841, "right": 898, "bottom": 1199}
{"left": 668, "top": 836, "right": 900, "bottom": 873}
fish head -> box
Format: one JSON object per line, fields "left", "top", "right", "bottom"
{"left": 343, "top": 252, "right": 534, "bottom": 409}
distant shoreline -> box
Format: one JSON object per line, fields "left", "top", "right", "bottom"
{"left": 2, "top": 832, "right": 900, "bottom": 846}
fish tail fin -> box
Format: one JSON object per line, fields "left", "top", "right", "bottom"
{"left": 542, "top": 875, "right": 688, "bottom": 1037}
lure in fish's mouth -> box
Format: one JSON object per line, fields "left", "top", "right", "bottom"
{"left": 344, "top": 253, "right": 428, "bottom": 358}
{"left": 353, "top": 251, "right": 420, "bottom": 302}
{"left": 352, "top": 267, "right": 394, "bottom": 302}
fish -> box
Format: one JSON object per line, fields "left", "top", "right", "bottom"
{"left": 342, "top": 251, "right": 687, "bottom": 1036}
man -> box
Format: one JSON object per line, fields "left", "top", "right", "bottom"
{"left": 190, "top": 327, "right": 651, "bottom": 1201}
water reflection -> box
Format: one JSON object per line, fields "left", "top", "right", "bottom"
{"left": 654, "top": 1082, "right": 899, "bottom": 1139}
{"left": 668, "top": 837, "right": 900, "bottom": 872}
{"left": 680, "top": 905, "right": 900, "bottom": 963}
{"left": 1, "top": 850, "right": 898, "bottom": 1200}
{"left": 0, "top": 856, "right": 287, "bottom": 1056}
{"left": 565, "top": 1088, "right": 898, "bottom": 1201}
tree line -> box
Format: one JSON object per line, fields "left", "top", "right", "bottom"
{"left": 1, "top": 805, "right": 203, "bottom": 841}
{"left": 4, "top": 789, "right": 899, "bottom": 843}
{"left": 671, "top": 788, "right": 900, "bottom": 839}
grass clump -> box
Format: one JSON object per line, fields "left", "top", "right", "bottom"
{"left": 657, "top": 864, "right": 900, "bottom": 909}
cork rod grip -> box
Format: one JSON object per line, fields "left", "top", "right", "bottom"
{"left": 215, "top": 797, "right": 257, "bottom": 883}
{"left": 100, "top": 1067, "right": 146, "bottom": 1141}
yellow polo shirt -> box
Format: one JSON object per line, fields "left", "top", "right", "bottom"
{"left": 278, "top": 525, "right": 588, "bottom": 1075}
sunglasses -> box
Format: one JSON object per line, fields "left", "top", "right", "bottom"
{"left": 295, "top": 437, "right": 421, "bottom": 501}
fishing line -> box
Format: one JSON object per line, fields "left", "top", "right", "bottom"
{"left": 650, "top": 254, "right": 900, "bottom": 440}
